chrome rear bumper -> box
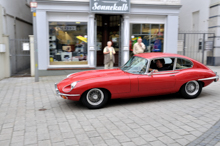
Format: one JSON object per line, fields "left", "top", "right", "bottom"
{"left": 198, "top": 75, "right": 219, "bottom": 82}
{"left": 55, "top": 83, "right": 80, "bottom": 97}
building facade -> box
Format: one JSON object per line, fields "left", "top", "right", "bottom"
{"left": 35, "top": 0, "right": 181, "bottom": 75}
{"left": 179, "top": 0, "right": 220, "bottom": 65}
{"left": 0, "top": 0, "right": 33, "bottom": 80}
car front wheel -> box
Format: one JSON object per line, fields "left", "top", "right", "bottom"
{"left": 180, "top": 80, "right": 202, "bottom": 99}
{"left": 81, "top": 88, "right": 109, "bottom": 109}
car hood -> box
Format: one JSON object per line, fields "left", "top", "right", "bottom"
{"left": 58, "top": 68, "right": 127, "bottom": 87}
{"left": 69, "top": 68, "right": 125, "bottom": 80}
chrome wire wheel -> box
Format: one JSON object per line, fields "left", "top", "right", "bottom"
{"left": 185, "top": 81, "right": 199, "bottom": 96}
{"left": 86, "top": 88, "right": 104, "bottom": 106}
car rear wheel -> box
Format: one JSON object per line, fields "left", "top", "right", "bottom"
{"left": 81, "top": 88, "right": 109, "bottom": 109}
{"left": 180, "top": 80, "right": 202, "bottom": 99}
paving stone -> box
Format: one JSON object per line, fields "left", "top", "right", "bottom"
{"left": 0, "top": 140, "right": 10, "bottom": 146}
{"left": 52, "top": 141, "right": 65, "bottom": 146}
{"left": 105, "top": 139, "right": 120, "bottom": 145}
{"left": 150, "top": 140, "right": 166, "bottom": 146}
{"left": 78, "top": 140, "right": 93, "bottom": 146}
{"left": 64, "top": 138, "right": 78, "bottom": 145}
{"left": 131, "top": 137, "right": 147, "bottom": 145}
{"left": 175, "top": 138, "right": 190, "bottom": 145}
{"left": 100, "top": 132, "right": 114, "bottom": 140}
{"left": 38, "top": 140, "right": 51, "bottom": 146}
{"left": 115, "top": 135, "right": 130, "bottom": 143}
{"left": 0, "top": 134, "right": 11, "bottom": 141}
{"left": 109, "top": 129, "right": 123, "bottom": 136}
{"left": 90, "top": 136, "right": 105, "bottom": 145}
{"left": 141, "top": 134, "right": 157, "bottom": 142}
{"left": 158, "top": 135, "right": 176, "bottom": 144}
{"left": 125, "top": 131, "right": 139, "bottom": 138}
{"left": 10, "top": 142, "right": 24, "bottom": 146}
{"left": 122, "top": 142, "right": 136, "bottom": 146}
{"left": 11, "top": 135, "right": 24, "bottom": 143}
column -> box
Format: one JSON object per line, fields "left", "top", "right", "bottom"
{"left": 165, "top": 15, "right": 178, "bottom": 54}
{"left": 88, "top": 14, "right": 95, "bottom": 67}
{"left": 122, "top": 15, "right": 130, "bottom": 65}
{"left": 209, "top": 0, "right": 220, "bottom": 65}
{"left": 29, "top": 35, "right": 35, "bottom": 76}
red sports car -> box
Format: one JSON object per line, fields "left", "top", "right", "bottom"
{"left": 55, "top": 53, "right": 219, "bottom": 109}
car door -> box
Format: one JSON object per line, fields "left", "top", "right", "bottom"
{"left": 138, "top": 71, "right": 177, "bottom": 93}
{"left": 138, "top": 57, "right": 177, "bottom": 94}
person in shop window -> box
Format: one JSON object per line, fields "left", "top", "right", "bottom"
{"left": 133, "top": 38, "right": 146, "bottom": 55}
{"left": 152, "top": 37, "right": 162, "bottom": 52}
{"left": 103, "top": 41, "right": 116, "bottom": 69}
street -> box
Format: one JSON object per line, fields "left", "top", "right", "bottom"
{"left": 0, "top": 66, "right": 220, "bottom": 146}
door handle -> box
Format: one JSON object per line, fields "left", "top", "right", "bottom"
{"left": 170, "top": 75, "right": 175, "bottom": 77}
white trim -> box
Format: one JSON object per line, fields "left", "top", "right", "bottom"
{"left": 48, "top": 65, "right": 90, "bottom": 68}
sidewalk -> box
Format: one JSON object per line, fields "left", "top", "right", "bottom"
{"left": 0, "top": 66, "right": 220, "bottom": 146}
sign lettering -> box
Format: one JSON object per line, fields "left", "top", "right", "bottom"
{"left": 90, "top": 0, "right": 130, "bottom": 13}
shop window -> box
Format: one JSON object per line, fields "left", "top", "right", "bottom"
{"left": 49, "top": 22, "right": 88, "bottom": 65}
{"left": 142, "top": 24, "right": 150, "bottom": 34}
{"left": 132, "top": 24, "right": 141, "bottom": 34}
{"left": 130, "top": 24, "right": 164, "bottom": 58}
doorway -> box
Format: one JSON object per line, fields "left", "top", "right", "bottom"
{"left": 95, "top": 14, "right": 122, "bottom": 67}
{"left": 9, "top": 38, "right": 31, "bottom": 77}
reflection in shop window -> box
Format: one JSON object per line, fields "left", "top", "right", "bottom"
{"left": 49, "top": 22, "right": 88, "bottom": 65}
{"left": 130, "top": 23, "right": 164, "bottom": 58}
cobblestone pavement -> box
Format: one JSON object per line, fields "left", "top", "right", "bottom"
{"left": 0, "top": 66, "right": 220, "bottom": 146}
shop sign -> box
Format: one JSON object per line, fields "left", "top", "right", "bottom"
{"left": 22, "top": 43, "right": 30, "bottom": 51}
{"left": 90, "top": 0, "right": 130, "bottom": 13}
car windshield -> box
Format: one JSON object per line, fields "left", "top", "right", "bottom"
{"left": 120, "top": 56, "right": 148, "bottom": 74}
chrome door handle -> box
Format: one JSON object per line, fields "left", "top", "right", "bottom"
{"left": 170, "top": 75, "right": 175, "bottom": 77}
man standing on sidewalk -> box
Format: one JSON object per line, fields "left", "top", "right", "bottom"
{"left": 133, "top": 38, "right": 146, "bottom": 55}
{"left": 103, "top": 41, "right": 116, "bottom": 69}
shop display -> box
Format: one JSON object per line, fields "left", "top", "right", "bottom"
{"left": 130, "top": 24, "right": 164, "bottom": 55}
{"left": 49, "top": 22, "right": 88, "bottom": 65}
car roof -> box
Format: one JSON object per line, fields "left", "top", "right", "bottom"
{"left": 135, "top": 53, "right": 191, "bottom": 60}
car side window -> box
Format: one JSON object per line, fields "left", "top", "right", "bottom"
{"left": 149, "top": 57, "right": 175, "bottom": 72}
{"left": 175, "top": 58, "right": 193, "bottom": 69}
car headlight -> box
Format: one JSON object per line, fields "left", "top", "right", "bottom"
{"left": 62, "top": 81, "right": 79, "bottom": 93}
{"left": 71, "top": 81, "right": 78, "bottom": 89}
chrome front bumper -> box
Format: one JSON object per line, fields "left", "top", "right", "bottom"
{"left": 55, "top": 83, "right": 80, "bottom": 97}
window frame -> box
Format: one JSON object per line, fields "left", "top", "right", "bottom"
{"left": 174, "top": 57, "right": 194, "bottom": 70}
{"left": 48, "top": 21, "right": 89, "bottom": 68}
{"left": 130, "top": 23, "right": 165, "bottom": 53}
{"left": 147, "top": 57, "right": 176, "bottom": 73}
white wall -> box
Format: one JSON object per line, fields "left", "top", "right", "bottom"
{"left": 0, "top": 0, "right": 31, "bottom": 21}
{"left": 0, "top": 0, "right": 32, "bottom": 38}
{"left": 0, "top": 0, "right": 33, "bottom": 79}
{"left": 179, "top": 0, "right": 210, "bottom": 32}
{"left": 209, "top": 0, "right": 220, "bottom": 57}
{"left": 36, "top": 0, "right": 181, "bottom": 5}
{"left": 0, "top": 5, "right": 10, "bottom": 80}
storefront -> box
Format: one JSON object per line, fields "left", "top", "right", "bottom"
{"left": 35, "top": 0, "right": 181, "bottom": 75}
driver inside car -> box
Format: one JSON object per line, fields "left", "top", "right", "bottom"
{"left": 149, "top": 59, "right": 171, "bottom": 72}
